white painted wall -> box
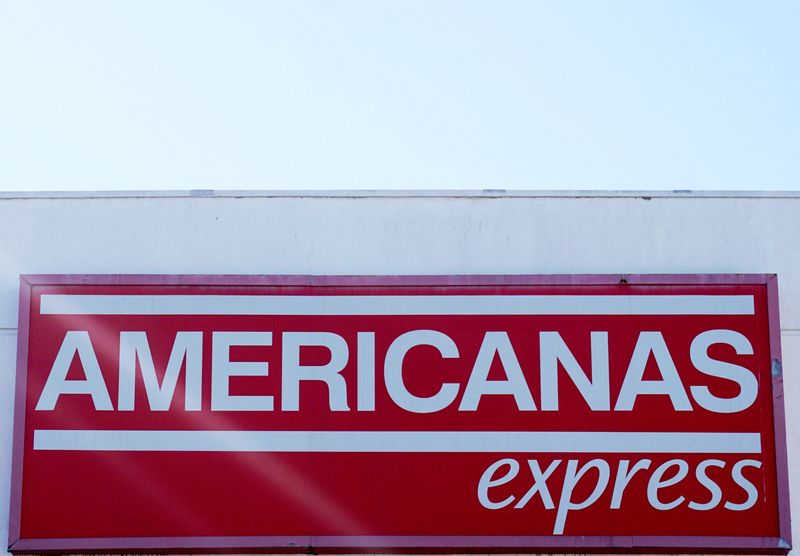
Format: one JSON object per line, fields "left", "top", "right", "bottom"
{"left": 1, "top": 190, "right": 798, "bottom": 554}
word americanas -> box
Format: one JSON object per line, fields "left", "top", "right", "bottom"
{"left": 36, "top": 328, "right": 755, "bottom": 414}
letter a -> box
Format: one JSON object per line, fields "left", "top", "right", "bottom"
{"left": 36, "top": 331, "right": 113, "bottom": 410}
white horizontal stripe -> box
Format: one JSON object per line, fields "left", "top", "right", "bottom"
{"left": 39, "top": 294, "right": 755, "bottom": 316}
{"left": 33, "top": 430, "right": 761, "bottom": 454}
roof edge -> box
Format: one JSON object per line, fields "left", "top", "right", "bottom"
{"left": 0, "top": 189, "right": 799, "bottom": 200}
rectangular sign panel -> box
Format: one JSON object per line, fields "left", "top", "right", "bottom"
{"left": 8, "top": 275, "right": 791, "bottom": 553}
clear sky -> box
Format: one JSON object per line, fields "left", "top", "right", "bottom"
{"left": 1, "top": 1, "right": 798, "bottom": 191}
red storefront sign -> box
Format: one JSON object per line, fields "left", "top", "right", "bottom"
{"left": 8, "top": 274, "right": 791, "bottom": 553}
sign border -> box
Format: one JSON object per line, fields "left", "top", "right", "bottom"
{"left": 7, "top": 273, "right": 792, "bottom": 554}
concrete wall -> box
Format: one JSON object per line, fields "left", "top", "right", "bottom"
{"left": 1, "top": 190, "right": 798, "bottom": 554}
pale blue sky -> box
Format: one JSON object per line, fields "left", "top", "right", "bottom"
{"left": 1, "top": 1, "right": 798, "bottom": 191}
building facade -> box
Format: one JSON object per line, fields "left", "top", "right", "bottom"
{"left": 1, "top": 190, "right": 798, "bottom": 554}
